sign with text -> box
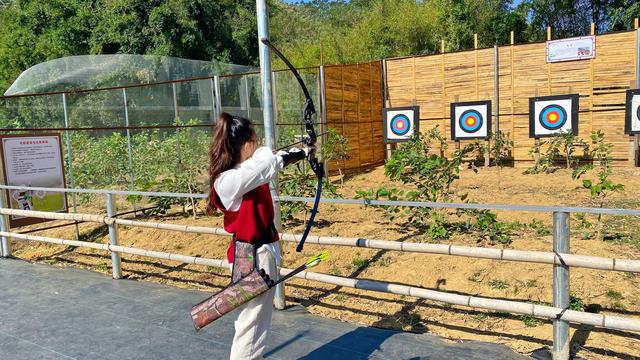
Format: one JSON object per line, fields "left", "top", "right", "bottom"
{"left": 546, "top": 36, "right": 596, "bottom": 63}
{"left": 0, "top": 134, "right": 68, "bottom": 227}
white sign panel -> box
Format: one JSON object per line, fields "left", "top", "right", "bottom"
{"left": 1, "top": 134, "right": 68, "bottom": 226}
{"left": 546, "top": 36, "right": 596, "bottom": 63}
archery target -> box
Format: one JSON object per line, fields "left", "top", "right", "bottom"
{"left": 450, "top": 100, "right": 491, "bottom": 140}
{"left": 625, "top": 89, "right": 640, "bottom": 135}
{"left": 529, "top": 94, "right": 579, "bottom": 138}
{"left": 383, "top": 106, "right": 419, "bottom": 143}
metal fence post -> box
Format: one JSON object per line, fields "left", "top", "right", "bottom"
{"left": 172, "top": 82, "right": 183, "bottom": 173}
{"left": 494, "top": 44, "right": 500, "bottom": 134}
{"left": 553, "top": 211, "right": 570, "bottom": 360}
{"left": 214, "top": 76, "right": 222, "bottom": 118}
{"left": 635, "top": 28, "right": 640, "bottom": 166}
{"left": 62, "top": 93, "right": 81, "bottom": 240}
{"left": 0, "top": 191, "right": 10, "bottom": 257}
{"left": 122, "top": 89, "right": 137, "bottom": 215}
{"left": 257, "top": 0, "right": 286, "bottom": 310}
{"left": 319, "top": 65, "right": 329, "bottom": 178}
{"left": 106, "top": 193, "right": 122, "bottom": 279}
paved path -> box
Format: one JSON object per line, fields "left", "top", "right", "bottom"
{"left": 0, "top": 258, "right": 530, "bottom": 359}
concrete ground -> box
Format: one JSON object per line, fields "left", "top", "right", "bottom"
{"left": 0, "top": 258, "right": 530, "bottom": 359}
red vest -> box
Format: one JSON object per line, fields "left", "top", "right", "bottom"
{"left": 210, "top": 183, "right": 279, "bottom": 262}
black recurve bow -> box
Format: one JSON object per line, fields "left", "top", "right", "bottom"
{"left": 261, "top": 38, "right": 323, "bottom": 253}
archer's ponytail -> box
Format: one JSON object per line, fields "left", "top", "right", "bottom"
{"left": 206, "top": 112, "right": 255, "bottom": 214}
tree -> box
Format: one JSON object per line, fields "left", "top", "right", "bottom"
{"left": 0, "top": 0, "right": 259, "bottom": 93}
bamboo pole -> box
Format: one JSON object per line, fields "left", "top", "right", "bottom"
{"left": 2, "top": 208, "right": 640, "bottom": 273}
{"left": 5, "top": 230, "right": 640, "bottom": 334}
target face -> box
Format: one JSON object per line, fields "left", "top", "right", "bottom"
{"left": 529, "top": 94, "right": 579, "bottom": 138}
{"left": 539, "top": 105, "right": 567, "bottom": 130}
{"left": 390, "top": 114, "right": 411, "bottom": 136}
{"left": 625, "top": 89, "right": 640, "bottom": 135}
{"left": 450, "top": 100, "right": 491, "bottom": 140}
{"left": 384, "top": 106, "right": 419, "bottom": 143}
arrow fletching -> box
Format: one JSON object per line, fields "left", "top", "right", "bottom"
{"left": 305, "top": 250, "right": 329, "bottom": 268}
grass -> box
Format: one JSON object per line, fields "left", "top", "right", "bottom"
{"left": 96, "top": 263, "right": 110, "bottom": 272}
{"left": 570, "top": 294, "right": 585, "bottom": 312}
{"left": 206, "top": 266, "right": 223, "bottom": 274}
{"left": 330, "top": 266, "right": 342, "bottom": 276}
{"left": 528, "top": 219, "right": 551, "bottom": 236}
{"left": 605, "top": 289, "right": 623, "bottom": 301}
{"left": 520, "top": 315, "right": 543, "bottom": 327}
{"left": 351, "top": 258, "right": 368, "bottom": 268}
{"left": 488, "top": 279, "right": 509, "bottom": 290}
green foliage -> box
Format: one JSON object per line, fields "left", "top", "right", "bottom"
{"left": 520, "top": 315, "right": 543, "bottom": 327}
{"left": 528, "top": 219, "right": 551, "bottom": 236}
{"left": 572, "top": 130, "right": 624, "bottom": 240}
{"left": 320, "top": 127, "right": 351, "bottom": 174}
{"left": 605, "top": 289, "right": 623, "bottom": 301}
{"left": 0, "top": 0, "right": 259, "bottom": 92}
{"left": 477, "top": 130, "right": 513, "bottom": 167}
{"left": 488, "top": 279, "right": 509, "bottom": 290}
{"left": 356, "top": 128, "right": 510, "bottom": 244}
{"left": 525, "top": 132, "right": 586, "bottom": 174}
{"left": 569, "top": 294, "right": 585, "bottom": 312}
{"left": 279, "top": 162, "right": 340, "bottom": 223}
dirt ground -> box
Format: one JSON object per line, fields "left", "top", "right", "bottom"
{"left": 8, "top": 165, "right": 640, "bottom": 359}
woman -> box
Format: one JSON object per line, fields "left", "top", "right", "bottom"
{"left": 207, "top": 112, "right": 308, "bottom": 360}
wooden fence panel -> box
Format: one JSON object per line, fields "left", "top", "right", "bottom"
{"left": 323, "top": 61, "right": 384, "bottom": 173}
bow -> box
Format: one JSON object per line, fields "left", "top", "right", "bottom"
{"left": 261, "top": 38, "right": 323, "bottom": 253}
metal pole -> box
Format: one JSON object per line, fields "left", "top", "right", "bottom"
{"left": 319, "top": 66, "right": 329, "bottom": 179}
{"left": 0, "top": 191, "right": 10, "bottom": 257}
{"left": 122, "top": 89, "right": 137, "bottom": 215}
{"left": 214, "top": 76, "right": 222, "bottom": 118}
{"left": 257, "top": 0, "right": 285, "bottom": 310}
{"left": 242, "top": 75, "right": 252, "bottom": 119}
{"left": 210, "top": 78, "right": 219, "bottom": 121}
{"left": 271, "top": 71, "right": 278, "bottom": 145}
{"left": 494, "top": 45, "right": 500, "bottom": 134}
{"left": 553, "top": 211, "right": 570, "bottom": 360}
{"left": 635, "top": 28, "right": 640, "bottom": 166}
{"left": 172, "top": 82, "right": 183, "bottom": 172}
{"left": 106, "top": 193, "right": 122, "bottom": 279}
{"left": 62, "top": 93, "right": 80, "bottom": 240}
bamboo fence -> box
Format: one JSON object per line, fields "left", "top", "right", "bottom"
{"left": 384, "top": 30, "right": 638, "bottom": 166}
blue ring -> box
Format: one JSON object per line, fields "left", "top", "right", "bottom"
{"left": 539, "top": 105, "right": 567, "bottom": 130}
{"left": 390, "top": 114, "right": 411, "bottom": 136}
{"left": 459, "top": 110, "right": 483, "bottom": 133}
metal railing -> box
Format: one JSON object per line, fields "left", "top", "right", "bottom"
{"left": 1, "top": 185, "right": 640, "bottom": 360}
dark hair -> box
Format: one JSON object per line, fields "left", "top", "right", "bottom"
{"left": 207, "top": 112, "right": 256, "bottom": 214}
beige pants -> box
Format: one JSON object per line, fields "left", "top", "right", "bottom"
{"left": 229, "top": 245, "right": 277, "bottom": 360}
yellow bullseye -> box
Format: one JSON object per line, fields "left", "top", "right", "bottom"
{"left": 549, "top": 113, "right": 558, "bottom": 121}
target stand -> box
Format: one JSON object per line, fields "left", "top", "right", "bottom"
{"left": 450, "top": 100, "right": 492, "bottom": 140}
{"left": 383, "top": 106, "right": 419, "bottom": 143}
{"left": 529, "top": 94, "right": 579, "bottom": 138}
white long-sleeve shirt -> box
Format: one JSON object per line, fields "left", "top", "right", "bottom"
{"left": 214, "top": 146, "right": 284, "bottom": 212}
{"left": 214, "top": 146, "right": 285, "bottom": 263}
